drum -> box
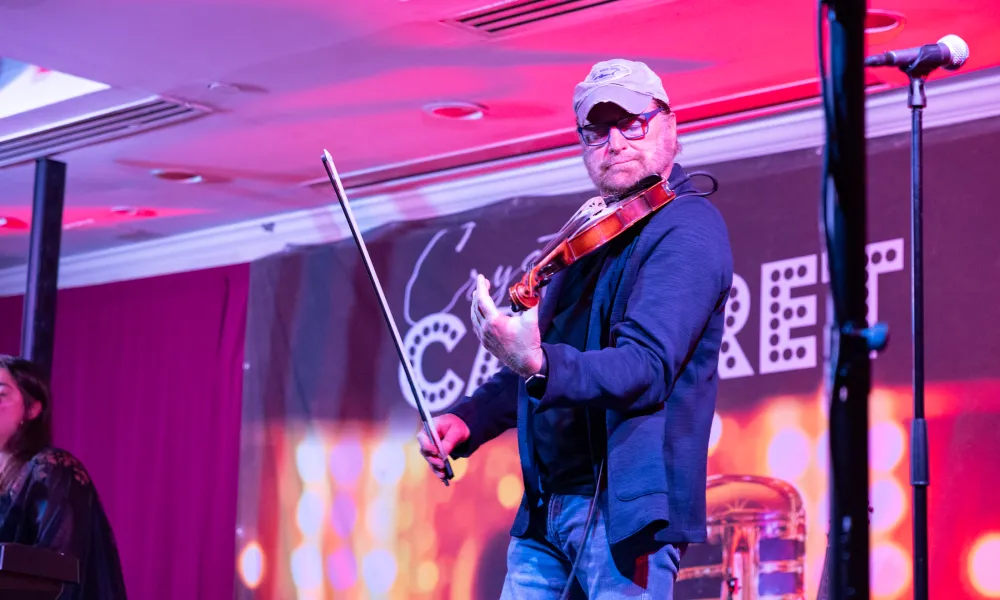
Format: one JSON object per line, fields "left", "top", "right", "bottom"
{"left": 676, "top": 474, "right": 806, "bottom": 600}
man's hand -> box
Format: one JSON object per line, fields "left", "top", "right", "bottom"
{"left": 417, "top": 414, "right": 471, "bottom": 481}
{"left": 470, "top": 274, "right": 544, "bottom": 379}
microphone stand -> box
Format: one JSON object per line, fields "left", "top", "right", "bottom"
{"left": 898, "top": 55, "right": 937, "bottom": 600}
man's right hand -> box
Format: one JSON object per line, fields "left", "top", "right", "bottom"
{"left": 416, "top": 414, "right": 471, "bottom": 481}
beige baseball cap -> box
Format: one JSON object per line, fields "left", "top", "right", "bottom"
{"left": 572, "top": 59, "right": 670, "bottom": 125}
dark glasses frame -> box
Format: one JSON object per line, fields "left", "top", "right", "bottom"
{"left": 577, "top": 106, "right": 666, "bottom": 146}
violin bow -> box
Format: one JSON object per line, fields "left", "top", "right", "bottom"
{"left": 320, "top": 149, "right": 455, "bottom": 486}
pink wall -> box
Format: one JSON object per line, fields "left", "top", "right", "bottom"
{"left": 0, "top": 263, "right": 249, "bottom": 600}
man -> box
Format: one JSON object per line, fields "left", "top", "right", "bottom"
{"left": 418, "top": 58, "right": 733, "bottom": 598}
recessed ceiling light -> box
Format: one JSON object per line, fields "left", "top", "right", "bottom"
{"left": 423, "top": 101, "right": 486, "bottom": 120}
{"left": 150, "top": 169, "right": 203, "bottom": 184}
{"left": 206, "top": 81, "right": 267, "bottom": 95}
{"left": 111, "top": 206, "right": 157, "bottom": 218}
{"left": 207, "top": 82, "right": 241, "bottom": 94}
{"left": 0, "top": 216, "right": 28, "bottom": 230}
{"left": 865, "top": 9, "right": 905, "bottom": 35}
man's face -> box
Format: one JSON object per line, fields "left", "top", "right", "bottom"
{"left": 580, "top": 100, "right": 678, "bottom": 198}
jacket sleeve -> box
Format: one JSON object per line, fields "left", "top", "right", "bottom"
{"left": 28, "top": 452, "right": 96, "bottom": 561}
{"left": 444, "top": 365, "right": 519, "bottom": 458}
{"left": 27, "top": 451, "right": 129, "bottom": 599}
{"left": 537, "top": 198, "right": 732, "bottom": 413}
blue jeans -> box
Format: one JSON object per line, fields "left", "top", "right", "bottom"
{"left": 500, "top": 493, "right": 683, "bottom": 599}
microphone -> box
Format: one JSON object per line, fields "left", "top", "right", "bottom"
{"left": 864, "top": 34, "right": 969, "bottom": 71}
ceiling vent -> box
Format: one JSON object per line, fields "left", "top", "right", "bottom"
{"left": 446, "top": 0, "right": 622, "bottom": 36}
{"left": 0, "top": 97, "right": 209, "bottom": 169}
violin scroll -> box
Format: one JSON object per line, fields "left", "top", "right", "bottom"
{"left": 509, "top": 274, "right": 541, "bottom": 312}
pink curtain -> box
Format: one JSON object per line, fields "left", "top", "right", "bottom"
{"left": 0, "top": 264, "right": 249, "bottom": 600}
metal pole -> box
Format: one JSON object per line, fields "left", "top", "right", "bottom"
{"left": 822, "top": 0, "right": 874, "bottom": 597}
{"left": 22, "top": 157, "right": 66, "bottom": 384}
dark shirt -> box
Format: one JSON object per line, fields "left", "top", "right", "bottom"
{"left": 447, "top": 163, "right": 734, "bottom": 548}
{"left": 0, "top": 447, "right": 128, "bottom": 599}
{"left": 530, "top": 250, "right": 605, "bottom": 496}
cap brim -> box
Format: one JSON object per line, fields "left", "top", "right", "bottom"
{"left": 576, "top": 86, "right": 652, "bottom": 124}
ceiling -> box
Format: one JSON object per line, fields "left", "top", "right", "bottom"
{"left": 0, "top": 0, "right": 998, "bottom": 267}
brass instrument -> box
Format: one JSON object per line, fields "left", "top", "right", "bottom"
{"left": 677, "top": 475, "right": 806, "bottom": 600}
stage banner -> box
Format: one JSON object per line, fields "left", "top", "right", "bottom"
{"left": 234, "top": 117, "right": 1000, "bottom": 600}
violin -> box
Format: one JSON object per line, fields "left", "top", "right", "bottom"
{"left": 508, "top": 172, "right": 718, "bottom": 312}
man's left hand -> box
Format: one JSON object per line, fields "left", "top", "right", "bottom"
{"left": 471, "top": 274, "right": 544, "bottom": 379}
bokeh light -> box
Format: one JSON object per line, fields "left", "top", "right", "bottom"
{"left": 969, "top": 532, "right": 1000, "bottom": 597}
{"left": 497, "top": 474, "right": 522, "bottom": 508}
{"left": 766, "top": 400, "right": 803, "bottom": 429}
{"left": 327, "top": 547, "right": 358, "bottom": 591}
{"left": 330, "top": 492, "right": 357, "bottom": 537}
{"left": 417, "top": 561, "right": 439, "bottom": 592}
{"left": 237, "top": 380, "right": 1000, "bottom": 599}
{"left": 869, "top": 421, "right": 905, "bottom": 473}
{"left": 362, "top": 549, "right": 398, "bottom": 595}
{"left": 371, "top": 439, "right": 406, "bottom": 487}
{"left": 365, "top": 493, "right": 395, "bottom": 542}
{"left": 296, "top": 490, "right": 326, "bottom": 537}
{"left": 238, "top": 541, "right": 264, "bottom": 589}
{"left": 329, "top": 435, "right": 365, "bottom": 486}
{"left": 871, "top": 542, "right": 911, "bottom": 599}
{"left": 451, "top": 456, "right": 470, "bottom": 481}
{"left": 814, "top": 430, "right": 829, "bottom": 473}
{"left": 870, "top": 477, "right": 905, "bottom": 534}
{"left": 296, "top": 437, "right": 327, "bottom": 485}
{"left": 708, "top": 412, "right": 723, "bottom": 455}
{"left": 290, "top": 544, "right": 324, "bottom": 591}
{"left": 766, "top": 426, "right": 812, "bottom": 480}
{"left": 404, "top": 440, "right": 430, "bottom": 482}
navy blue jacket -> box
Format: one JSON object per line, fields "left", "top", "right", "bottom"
{"left": 447, "top": 163, "right": 733, "bottom": 554}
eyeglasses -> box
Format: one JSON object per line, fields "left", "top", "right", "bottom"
{"left": 577, "top": 107, "right": 665, "bottom": 147}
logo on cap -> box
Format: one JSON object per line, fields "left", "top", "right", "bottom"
{"left": 586, "top": 64, "right": 632, "bottom": 83}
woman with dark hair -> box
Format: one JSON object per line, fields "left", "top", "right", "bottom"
{"left": 0, "top": 355, "right": 127, "bottom": 599}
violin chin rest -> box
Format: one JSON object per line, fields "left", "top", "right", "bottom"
{"left": 617, "top": 174, "right": 663, "bottom": 200}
